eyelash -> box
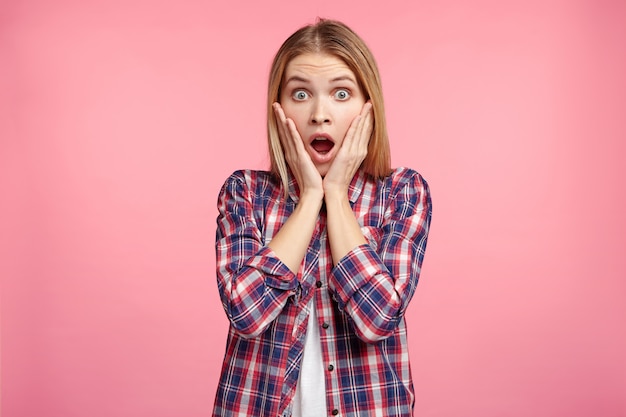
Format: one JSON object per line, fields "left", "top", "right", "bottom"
{"left": 292, "top": 89, "right": 309, "bottom": 101}
{"left": 291, "top": 88, "right": 352, "bottom": 101}
{"left": 334, "top": 89, "right": 350, "bottom": 100}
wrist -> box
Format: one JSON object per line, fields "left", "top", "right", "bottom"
{"left": 323, "top": 187, "right": 349, "bottom": 206}
{"left": 299, "top": 188, "right": 325, "bottom": 208}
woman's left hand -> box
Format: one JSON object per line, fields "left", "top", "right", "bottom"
{"left": 323, "top": 101, "right": 373, "bottom": 197}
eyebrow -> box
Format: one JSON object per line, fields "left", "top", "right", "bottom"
{"left": 283, "top": 74, "right": 358, "bottom": 86}
{"left": 329, "top": 75, "right": 357, "bottom": 83}
{"left": 284, "top": 75, "right": 309, "bottom": 85}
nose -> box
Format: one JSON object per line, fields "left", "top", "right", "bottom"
{"left": 310, "top": 98, "right": 331, "bottom": 125}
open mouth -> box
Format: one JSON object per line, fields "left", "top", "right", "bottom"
{"left": 311, "top": 137, "right": 334, "bottom": 155}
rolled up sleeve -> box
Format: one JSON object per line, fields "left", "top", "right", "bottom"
{"left": 328, "top": 170, "right": 432, "bottom": 343}
{"left": 216, "top": 171, "right": 297, "bottom": 338}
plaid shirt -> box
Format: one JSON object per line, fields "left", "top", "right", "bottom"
{"left": 213, "top": 167, "right": 432, "bottom": 417}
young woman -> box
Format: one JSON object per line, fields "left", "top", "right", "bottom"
{"left": 213, "top": 19, "right": 432, "bottom": 417}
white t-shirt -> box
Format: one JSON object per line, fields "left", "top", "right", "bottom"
{"left": 292, "top": 297, "right": 327, "bottom": 417}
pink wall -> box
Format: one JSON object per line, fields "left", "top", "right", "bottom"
{"left": 2, "top": 0, "right": 625, "bottom": 416}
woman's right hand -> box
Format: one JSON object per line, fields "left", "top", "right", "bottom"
{"left": 268, "top": 103, "right": 324, "bottom": 274}
{"left": 273, "top": 102, "right": 324, "bottom": 201}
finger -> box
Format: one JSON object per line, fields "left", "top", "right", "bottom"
{"left": 342, "top": 113, "right": 363, "bottom": 152}
{"left": 275, "top": 104, "right": 315, "bottom": 181}
{"left": 274, "top": 103, "right": 301, "bottom": 163}
{"left": 352, "top": 103, "right": 373, "bottom": 154}
{"left": 356, "top": 102, "right": 373, "bottom": 140}
{"left": 339, "top": 108, "right": 370, "bottom": 173}
{"left": 285, "top": 118, "right": 302, "bottom": 146}
{"left": 275, "top": 103, "right": 305, "bottom": 151}
{"left": 342, "top": 106, "right": 369, "bottom": 155}
{"left": 351, "top": 102, "right": 372, "bottom": 139}
{"left": 361, "top": 100, "right": 373, "bottom": 117}
{"left": 273, "top": 103, "right": 290, "bottom": 146}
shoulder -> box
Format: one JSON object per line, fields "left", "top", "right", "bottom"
{"left": 383, "top": 167, "right": 430, "bottom": 195}
{"left": 379, "top": 168, "right": 432, "bottom": 217}
{"left": 221, "top": 169, "right": 278, "bottom": 189}
{"left": 219, "top": 169, "right": 282, "bottom": 202}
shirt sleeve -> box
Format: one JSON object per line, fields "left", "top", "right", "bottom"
{"left": 328, "top": 169, "right": 432, "bottom": 343}
{"left": 215, "top": 171, "right": 298, "bottom": 338}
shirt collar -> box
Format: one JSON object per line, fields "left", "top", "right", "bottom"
{"left": 286, "top": 168, "right": 368, "bottom": 204}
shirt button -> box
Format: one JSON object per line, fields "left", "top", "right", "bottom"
{"left": 332, "top": 410, "right": 339, "bottom": 416}
{"left": 328, "top": 364, "right": 334, "bottom": 371}
{"left": 322, "top": 322, "right": 329, "bottom": 329}
{"left": 316, "top": 281, "right": 322, "bottom": 288}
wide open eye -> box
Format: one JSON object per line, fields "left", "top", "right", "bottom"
{"left": 292, "top": 90, "right": 309, "bottom": 101}
{"left": 334, "top": 89, "right": 350, "bottom": 101}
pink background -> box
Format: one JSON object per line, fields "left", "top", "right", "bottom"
{"left": 2, "top": 0, "right": 625, "bottom": 416}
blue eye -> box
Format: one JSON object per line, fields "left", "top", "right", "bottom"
{"left": 293, "top": 90, "right": 309, "bottom": 101}
{"left": 334, "top": 89, "right": 350, "bottom": 100}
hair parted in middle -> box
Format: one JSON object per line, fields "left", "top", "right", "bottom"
{"left": 267, "top": 18, "right": 392, "bottom": 194}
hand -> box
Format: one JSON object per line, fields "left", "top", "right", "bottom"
{"left": 323, "top": 101, "right": 373, "bottom": 197}
{"left": 273, "top": 103, "right": 324, "bottom": 200}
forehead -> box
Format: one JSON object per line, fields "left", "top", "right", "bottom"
{"left": 284, "top": 53, "right": 356, "bottom": 80}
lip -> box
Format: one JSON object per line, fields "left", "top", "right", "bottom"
{"left": 308, "top": 132, "right": 335, "bottom": 144}
{"left": 307, "top": 132, "right": 336, "bottom": 164}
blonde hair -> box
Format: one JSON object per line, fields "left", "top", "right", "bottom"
{"left": 267, "top": 19, "right": 391, "bottom": 193}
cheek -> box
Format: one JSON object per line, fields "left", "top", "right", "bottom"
{"left": 285, "top": 112, "right": 306, "bottom": 133}
{"left": 339, "top": 107, "right": 362, "bottom": 128}
{"left": 281, "top": 103, "right": 305, "bottom": 123}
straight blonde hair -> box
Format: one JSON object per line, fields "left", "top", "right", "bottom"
{"left": 267, "top": 19, "right": 391, "bottom": 194}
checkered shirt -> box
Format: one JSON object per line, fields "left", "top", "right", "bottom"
{"left": 213, "top": 167, "right": 432, "bottom": 417}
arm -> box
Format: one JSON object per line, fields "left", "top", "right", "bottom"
{"left": 328, "top": 170, "right": 432, "bottom": 343}
{"left": 216, "top": 171, "right": 317, "bottom": 338}
{"left": 323, "top": 102, "right": 372, "bottom": 261}
{"left": 268, "top": 103, "right": 324, "bottom": 272}
{"left": 217, "top": 104, "right": 324, "bottom": 339}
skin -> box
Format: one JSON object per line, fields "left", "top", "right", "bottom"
{"left": 267, "top": 52, "right": 374, "bottom": 272}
